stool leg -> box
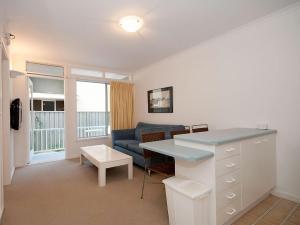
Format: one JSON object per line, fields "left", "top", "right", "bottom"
{"left": 141, "top": 165, "right": 147, "bottom": 199}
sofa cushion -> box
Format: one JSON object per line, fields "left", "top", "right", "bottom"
{"left": 127, "top": 143, "right": 144, "bottom": 155}
{"left": 114, "top": 140, "right": 139, "bottom": 149}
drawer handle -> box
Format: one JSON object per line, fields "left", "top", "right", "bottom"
{"left": 225, "top": 178, "right": 236, "bottom": 183}
{"left": 262, "top": 139, "right": 269, "bottom": 143}
{"left": 254, "top": 141, "right": 262, "bottom": 144}
{"left": 225, "top": 147, "right": 235, "bottom": 152}
{"left": 226, "top": 192, "right": 236, "bottom": 199}
{"left": 226, "top": 208, "right": 237, "bottom": 215}
{"left": 225, "top": 163, "right": 236, "bottom": 168}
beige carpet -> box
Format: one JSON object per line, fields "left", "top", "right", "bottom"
{"left": 2, "top": 159, "right": 169, "bottom": 225}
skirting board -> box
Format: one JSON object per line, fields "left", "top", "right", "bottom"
{"left": 272, "top": 189, "right": 300, "bottom": 203}
{"left": 9, "top": 167, "right": 15, "bottom": 183}
{"left": 65, "top": 152, "right": 80, "bottom": 160}
{"left": 225, "top": 188, "right": 300, "bottom": 225}
{"left": 0, "top": 207, "right": 4, "bottom": 223}
{"left": 3, "top": 167, "right": 15, "bottom": 186}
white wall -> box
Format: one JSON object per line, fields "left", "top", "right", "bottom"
{"left": 134, "top": 3, "right": 300, "bottom": 202}
{"left": 11, "top": 73, "right": 30, "bottom": 167}
{"left": 0, "top": 21, "right": 15, "bottom": 185}
{"left": 0, "top": 20, "right": 6, "bottom": 218}
{"left": 2, "top": 53, "right": 14, "bottom": 184}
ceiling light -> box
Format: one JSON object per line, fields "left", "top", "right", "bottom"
{"left": 119, "top": 16, "right": 143, "bottom": 33}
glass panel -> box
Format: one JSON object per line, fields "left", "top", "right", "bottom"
{"left": 71, "top": 68, "right": 103, "bottom": 78}
{"left": 56, "top": 101, "right": 64, "bottom": 111}
{"left": 105, "top": 72, "right": 128, "bottom": 80}
{"left": 33, "top": 100, "right": 42, "bottom": 111}
{"left": 43, "top": 101, "right": 55, "bottom": 111}
{"left": 30, "top": 77, "right": 64, "bottom": 95}
{"left": 26, "top": 62, "right": 64, "bottom": 77}
{"left": 76, "top": 81, "right": 109, "bottom": 138}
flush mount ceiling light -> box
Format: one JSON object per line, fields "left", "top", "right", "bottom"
{"left": 119, "top": 16, "right": 143, "bottom": 32}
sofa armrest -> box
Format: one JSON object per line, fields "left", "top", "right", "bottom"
{"left": 111, "top": 128, "right": 136, "bottom": 145}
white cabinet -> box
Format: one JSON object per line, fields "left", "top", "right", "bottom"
{"left": 215, "top": 142, "right": 242, "bottom": 225}
{"left": 241, "top": 134, "right": 276, "bottom": 208}
{"left": 216, "top": 134, "right": 276, "bottom": 223}
{"left": 173, "top": 130, "right": 276, "bottom": 225}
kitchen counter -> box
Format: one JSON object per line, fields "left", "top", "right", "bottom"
{"left": 174, "top": 128, "right": 277, "bottom": 145}
{"left": 139, "top": 139, "right": 214, "bottom": 161}
{"left": 139, "top": 127, "right": 277, "bottom": 225}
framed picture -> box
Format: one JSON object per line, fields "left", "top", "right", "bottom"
{"left": 148, "top": 86, "right": 173, "bottom": 113}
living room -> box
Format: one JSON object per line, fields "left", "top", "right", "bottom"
{"left": 0, "top": 1, "right": 300, "bottom": 225}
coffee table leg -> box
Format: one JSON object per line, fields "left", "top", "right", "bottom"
{"left": 98, "top": 165, "right": 106, "bottom": 187}
{"left": 128, "top": 159, "right": 133, "bottom": 180}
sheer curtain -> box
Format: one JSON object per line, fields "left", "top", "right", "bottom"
{"left": 110, "top": 81, "right": 134, "bottom": 130}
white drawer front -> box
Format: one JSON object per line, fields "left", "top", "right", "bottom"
{"left": 216, "top": 142, "right": 240, "bottom": 161}
{"left": 216, "top": 155, "right": 240, "bottom": 177}
{"left": 217, "top": 199, "right": 241, "bottom": 225}
{"left": 216, "top": 170, "right": 240, "bottom": 193}
{"left": 216, "top": 184, "right": 241, "bottom": 210}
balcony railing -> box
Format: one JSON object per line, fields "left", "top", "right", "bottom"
{"left": 31, "top": 111, "right": 109, "bottom": 153}
{"left": 32, "top": 128, "right": 64, "bottom": 153}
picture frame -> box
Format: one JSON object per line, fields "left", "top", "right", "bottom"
{"left": 148, "top": 86, "right": 173, "bottom": 113}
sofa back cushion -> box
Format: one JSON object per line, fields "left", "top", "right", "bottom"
{"left": 135, "top": 122, "right": 185, "bottom": 141}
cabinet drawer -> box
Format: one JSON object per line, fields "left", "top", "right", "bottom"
{"left": 215, "top": 142, "right": 240, "bottom": 161}
{"left": 217, "top": 199, "right": 241, "bottom": 225}
{"left": 216, "top": 155, "right": 240, "bottom": 177}
{"left": 216, "top": 170, "right": 240, "bottom": 193}
{"left": 216, "top": 184, "right": 241, "bottom": 210}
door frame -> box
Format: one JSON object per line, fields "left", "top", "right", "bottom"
{"left": 27, "top": 74, "right": 66, "bottom": 161}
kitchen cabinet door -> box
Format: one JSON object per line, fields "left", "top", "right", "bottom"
{"left": 241, "top": 134, "right": 276, "bottom": 209}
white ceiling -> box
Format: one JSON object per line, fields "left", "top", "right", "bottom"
{"left": 2, "top": 0, "right": 299, "bottom": 72}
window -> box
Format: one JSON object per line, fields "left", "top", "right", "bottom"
{"left": 31, "top": 100, "right": 64, "bottom": 111}
{"left": 105, "top": 72, "right": 129, "bottom": 80}
{"left": 42, "top": 101, "right": 55, "bottom": 111}
{"left": 33, "top": 100, "right": 42, "bottom": 111}
{"left": 76, "top": 81, "right": 110, "bottom": 138}
{"left": 56, "top": 101, "right": 64, "bottom": 111}
{"left": 71, "top": 68, "right": 104, "bottom": 78}
{"left": 26, "top": 62, "right": 64, "bottom": 77}
{"left": 71, "top": 67, "right": 130, "bottom": 81}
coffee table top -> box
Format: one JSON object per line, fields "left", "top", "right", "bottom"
{"left": 80, "top": 145, "right": 131, "bottom": 163}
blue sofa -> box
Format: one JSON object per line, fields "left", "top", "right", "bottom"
{"left": 111, "top": 122, "right": 185, "bottom": 167}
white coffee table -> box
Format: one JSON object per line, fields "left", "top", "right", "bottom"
{"left": 80, "top": 145, "right": 133, "bottom": 187}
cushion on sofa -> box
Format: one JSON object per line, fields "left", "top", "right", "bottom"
{"left": 127, "top": 143, "right": 144, "bottom": 155}
{"left": 114, "top": 139, "right": 139, "bottom": 148}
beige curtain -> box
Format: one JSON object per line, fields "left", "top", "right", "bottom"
{"left": 110, "top": 81, "right": 134, "bottom": 130}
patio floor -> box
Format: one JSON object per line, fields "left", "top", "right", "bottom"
{"left": 31, "top": 151, "right": 65, "bottom": 164}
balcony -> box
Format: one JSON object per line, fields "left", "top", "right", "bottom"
{"left": 30, "top": 111, "right": 110, "bottom": 153}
